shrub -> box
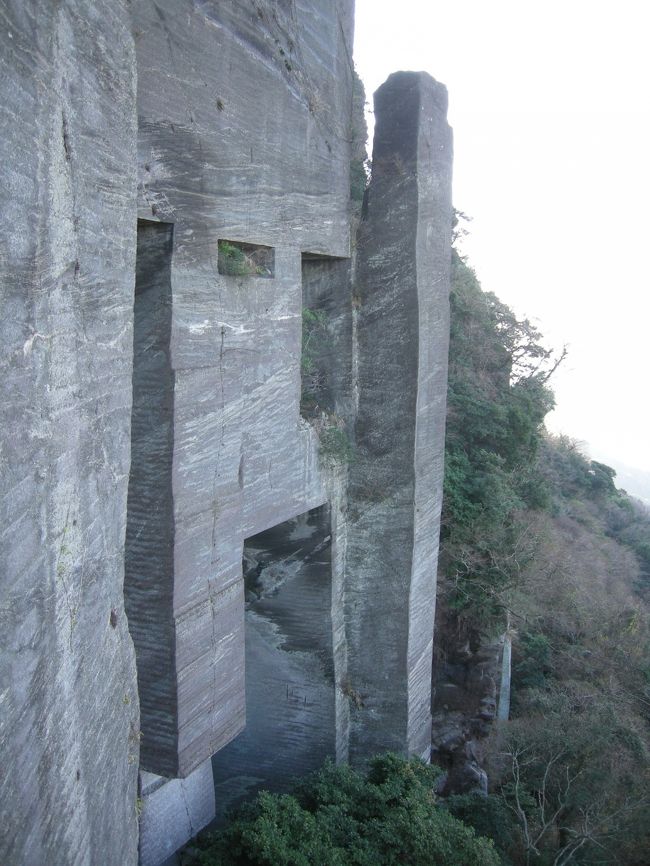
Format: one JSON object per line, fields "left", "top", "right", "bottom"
{"left": 513, "top": 631, "right": 552, "bottom": 690}
{"left": 218, "top": 240, "right": 273, "bottom": 277}
{"left": 301, "top": 307, "right": 329, "bottom": 412}
{"left": 218, "top": 241, "right": 252, "bottom": 276}
{"left": 319, "top": 425, "right": 354, "bottom": 465}
{"left": 197, "top": 755, "right": 501, "bottom": 866}
{"left": 444, "top": 794, "right": 518, "bottom": 864}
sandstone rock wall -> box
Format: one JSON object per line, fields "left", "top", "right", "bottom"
{"left": 131, "top": 0, "right": 356, "bottom": 780}
{"left": 0, "top": 3, "right": 140, "bottom": 864}
{"left": 1, "top": 3, "right": 454, "bottom": 864}
{"left": 347, "top": 72, "right": 452, "bottom": 764}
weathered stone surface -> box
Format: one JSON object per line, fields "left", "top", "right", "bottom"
{"left": 0, "top": 2, "right": 140, "bottom": 864}
{"left": 139, "top": 762, "right": 215, "bottom": 866}
{"left": 346, "top": 72, "right": 453, "bottom": 764}
{"left": 431, "top": 633, "right": 509, "bottom": 794}
{"left": 130, "top": 0, "right": 356, "bottom": 780}
{"left": 2, "top": 3, "right": 456, "bottom": 862}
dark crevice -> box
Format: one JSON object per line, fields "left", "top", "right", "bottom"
{"left": 212, "top": 505, "right": 335, "bottom": 821}
{"left": 124, "top": 219, "right": 178, "bottom": 776}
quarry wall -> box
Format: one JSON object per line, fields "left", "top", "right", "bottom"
{"left": 131, "top": 0, "right": 355, "bottom": 781}
{"left": 1, "top": 2, "right": 141, "bottom": 864}
{"left": 0, "top": 2, "right": 452, "bottom": 864}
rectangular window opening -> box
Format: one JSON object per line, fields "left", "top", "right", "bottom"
{"left": 218, "top": 239, "right": 275, "bottom": 278}
{"left": 212, "top": 505, "right": 335, "bottom": 819}
{"left": 300, "top": 252, "right": 350, "bottom": 420}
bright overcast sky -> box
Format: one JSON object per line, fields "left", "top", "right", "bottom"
{"left": 354, "top": 0, "right": 650, "bottom": 473}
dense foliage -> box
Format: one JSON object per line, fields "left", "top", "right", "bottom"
{"left": 440, "top": 244, "right": 558, "bottom": 633}
{"left": 437, "top": 219, "right": 650, "bottom": 865}
{"left": 196, "top": 755, "right": 500, "bottom": 866}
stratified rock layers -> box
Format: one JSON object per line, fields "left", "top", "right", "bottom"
{"left": 126, "top": 221, "right": 177, "bottom": 774}
{"left": 347, "top": 72, "right": 452, "bottom": 764}
{"left": 0, "top": 2, "right": 140, "bottom": 865}
{"left": 1, "top": 3, "right": 454, "bottom": 863}
{"left": 131, "top": 0, "right": 355, "bottom": 780}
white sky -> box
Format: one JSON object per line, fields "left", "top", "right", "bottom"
{"left": 354, "top": 0, "right": 650, "bottom": 473}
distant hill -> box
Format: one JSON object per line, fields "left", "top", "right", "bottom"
{"left": 589, "top": 452, "right": 650, "bottom": 506}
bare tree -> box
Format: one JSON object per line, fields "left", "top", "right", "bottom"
{"left": 503, "top": 743, "right": 648, "bottom": 866}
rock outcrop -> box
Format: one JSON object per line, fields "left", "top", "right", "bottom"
{"left": 432, "top": 632, "right": 511, "bottom": 795}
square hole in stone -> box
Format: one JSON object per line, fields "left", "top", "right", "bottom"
{"left": 218, "top": 239, "right": 275, "bottom": 278}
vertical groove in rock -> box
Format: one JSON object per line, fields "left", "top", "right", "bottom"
{"left": 125, "top": 221, "right": 178, "bottom": 775}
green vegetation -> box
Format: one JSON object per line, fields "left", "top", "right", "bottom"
{"left": 440, "top": 234, "right": 558, "bottom": 632}
{"left": 218, "top": 240, "right": 271, "bottom": 277}
{"left": 436, "top": 211, "right": 650, "bottom": 865}
{"left": 218, "top": 241, "right": 253, "bottom": 276}
{"left": 350, "top": 71, "right": 369, "bottom": 207}
{"left": 301, "top": 307, "right": 329, "bottom": 413}
{"left": 318, "top": 423, "right": 355, "bottom": 465}
{"left": 196, "top": 755, "right": 500, "bottom": 866}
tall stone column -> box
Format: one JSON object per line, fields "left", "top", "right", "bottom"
{"left": 347, "top": 72, "right": 452, "bottom": 763}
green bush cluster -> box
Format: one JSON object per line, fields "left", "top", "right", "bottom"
{"left": 444, "top": 794, "right": 518, "bottom": 865}
{"left": 439, "top": 213, "right": 650, "bottom": 865}
{"left": 219, "top": 241, "right": 252, "bottom": 276}
{"left": 218, "top": 241, "right": 268, "bottom": 277}
{"left": 301, "top": 307, "right": 329, "bottom": 412}
{"left": 512, "top": 631, "right": 552, "bottom": 690}
{"left": 196, "top": 755, "right": 500, "bottom": 866}
{"left": 439, "top": 244, "right": 559, "bottom": 631}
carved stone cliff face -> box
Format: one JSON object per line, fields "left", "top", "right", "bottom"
{"left": 130, "top": 1, "right": 356, "bottom": 823}
{"left": 1, "top": 4, "right": 453, "bottom": 865}
{"left": 432, "top": 631, "right": 504, "bottom": 795}
{"left": 0, "top": 3, "right": 140, "bottom": 864}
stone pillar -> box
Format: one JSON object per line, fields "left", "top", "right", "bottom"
{"left": 347, "top": 72, "right": 453, "bottom": 763}
{"left": 124, "top": 219, "right": 246, "bottom": 780}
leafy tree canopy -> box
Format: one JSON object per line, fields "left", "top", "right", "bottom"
{"left": 196, "top": 755, "right": 500, "bottom": 866}
{"left": 438, "top": 212, "right": 650, "bottom": 865}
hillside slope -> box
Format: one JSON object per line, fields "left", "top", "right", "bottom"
{"left": 435, "top": 232, "right": 650, "bottom": 865}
